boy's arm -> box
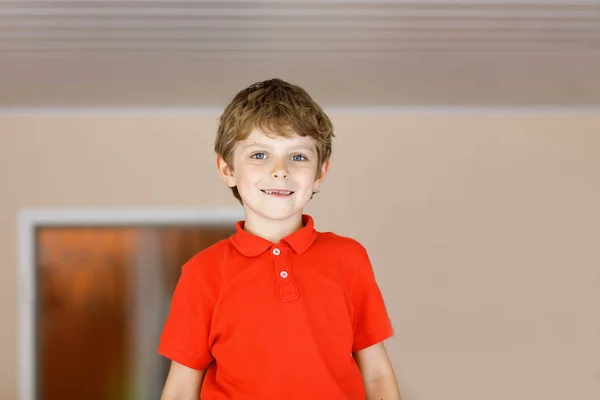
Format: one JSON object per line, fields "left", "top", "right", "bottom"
{"left": 160, "top": 361, "right": 204, "bottom": 400}
{"left": 354, "top": 342, "right": 401, "bottom": 400}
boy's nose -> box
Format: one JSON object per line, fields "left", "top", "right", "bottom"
{"left": 272, "top": 170, "right": 289, "bottom": 179}
{"left": 271, "top": 162, "right": 289, "bottom": 179}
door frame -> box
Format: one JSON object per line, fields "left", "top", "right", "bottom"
{"left": 17, "top": 207, "right": 244, "bottom": 400}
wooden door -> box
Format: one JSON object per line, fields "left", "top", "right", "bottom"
{"left": 36, "top": 225, "right": 234, "bottom": 400}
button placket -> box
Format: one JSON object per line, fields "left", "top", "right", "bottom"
{"left": 271, "top": 245, "right": 298, "bottom": 301}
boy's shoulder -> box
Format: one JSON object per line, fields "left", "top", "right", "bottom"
{"left": 180, "top": 237, "right": 231, "bottom": 275}
{"left": 315, "top": 230, "right": 369, "bottom": 258}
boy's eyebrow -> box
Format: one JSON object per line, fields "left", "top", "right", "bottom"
{"left": 242, "top": 142, "right": 316, "bottom": 152}
{"left": 293, "top": 145, "right": 316, "bottom": 152}
{"left": 242, "top": 142, "right": 268, "bottom": 149}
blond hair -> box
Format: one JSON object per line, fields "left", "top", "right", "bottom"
{"left": 215, "top": 78, "right": 334, "bottom": 203}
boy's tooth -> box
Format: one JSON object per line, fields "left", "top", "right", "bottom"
{"left": 264, "top": 190, "right": 292, "bottom": 194}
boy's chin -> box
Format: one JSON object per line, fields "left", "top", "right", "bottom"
{"left": 244, "top": 205, "right": 304, "bottom": 222}
{"left": 262, "top": 210, "right": 301, "bottom": 221}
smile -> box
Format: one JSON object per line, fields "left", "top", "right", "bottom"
{"left": 261, "top": 189, "right": 294, "bottom": 195}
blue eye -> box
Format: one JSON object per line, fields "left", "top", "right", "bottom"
{"left": 251, "top": 153, "right": 267, "bottom": 160}
{"left": 291, "top": 154, "right": 307, "bottom": 162}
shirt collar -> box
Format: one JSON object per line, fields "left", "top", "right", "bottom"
{"left": 230, "top": 214, "right": 318, "bottom": 257}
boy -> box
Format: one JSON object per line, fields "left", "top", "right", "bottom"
{"left": 158, "top": 78, "right": 401, "bottom": 400}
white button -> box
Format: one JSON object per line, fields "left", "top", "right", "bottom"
{"left": 272, "top": 248, "right": 281, "bottom": 256}
{"left": 280, "top": 271, "right": 288, "bottom": 279}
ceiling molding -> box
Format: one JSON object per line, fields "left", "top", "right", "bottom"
{"left": 1, "top": 0, "right": 599, "bottom": 106}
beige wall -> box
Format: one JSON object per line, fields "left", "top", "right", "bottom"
{"left": 1, "top": 112, "right": 599, "bottom": 399}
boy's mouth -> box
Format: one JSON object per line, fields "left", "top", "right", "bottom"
{"left": 261, "top": 189, "right": 294, "bottom": 196}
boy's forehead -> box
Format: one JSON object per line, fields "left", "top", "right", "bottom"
{"left": 241, "top": 127, "right": 317, "bottom": 147}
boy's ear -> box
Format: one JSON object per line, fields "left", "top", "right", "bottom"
{"left": 216, "top": 155, "right": 236, "bottom": 188}
{"left": 313, "top": 159, "right": 330, "bottom": 191}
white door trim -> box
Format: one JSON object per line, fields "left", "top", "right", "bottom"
{"left": 17, "top": 207, "right": 244, "bottom": 400}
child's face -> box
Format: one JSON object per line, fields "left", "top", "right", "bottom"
{"left": 218, "top": 127, "right": 329, "bottom": 223}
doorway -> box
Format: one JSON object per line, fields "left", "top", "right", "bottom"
{"left": 18, "top": 209, "right": 243, "bottom": 400}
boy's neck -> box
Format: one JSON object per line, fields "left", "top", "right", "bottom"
{"left": 243, "top": 212, "right": 304, "bottom": 243}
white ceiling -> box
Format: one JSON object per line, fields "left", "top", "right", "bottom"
{"left": 1, "top": 0, "right": 599, "bottom": 108}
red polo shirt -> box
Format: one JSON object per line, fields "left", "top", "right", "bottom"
{"left": 158, "top": 215, "right": 393, "bottom": 399}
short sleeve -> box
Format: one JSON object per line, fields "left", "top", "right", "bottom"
{"left": 157, "top": 261, "right": 217, "bottom": 370}
{"left": 351, "top": 249, "right": 394, "bottom": 353}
